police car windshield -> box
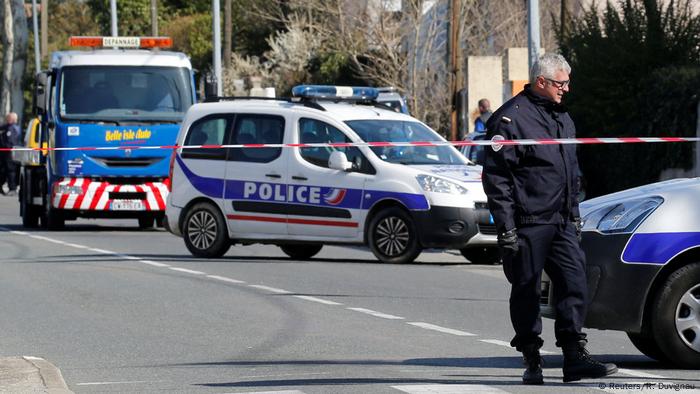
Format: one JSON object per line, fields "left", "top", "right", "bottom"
{"left": 345, "top": 120, "right": 467, "bottom": 165}
{"left": 59, "top": 66, "right": 193, "bottom": 123}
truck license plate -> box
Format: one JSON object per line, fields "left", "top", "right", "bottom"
{"left": 111, "top": 200, "right": 145, "bottom": 211}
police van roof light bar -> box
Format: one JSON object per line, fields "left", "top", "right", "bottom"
{"left": 292, "top": 85, "right": 380, "bottom": 101}
{"left": 69, "top": 36, "right": 173, "bottom": 49}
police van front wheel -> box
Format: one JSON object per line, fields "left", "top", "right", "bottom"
{"left": 651, "top": 262, "right": 700, "bottom": 368}
{"left": 183, "top": 202, "right": 230, "bottom": 258}
{"left": 368, "top": 207, "right": 421, "bottom": 264}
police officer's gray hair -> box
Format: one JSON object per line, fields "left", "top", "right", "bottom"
{"left": 529, "top": 53, "right": 571, "bottom": 83}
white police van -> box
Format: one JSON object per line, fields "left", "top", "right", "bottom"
{"left": 165, "top": 85, "right": 497, "bottom": 264}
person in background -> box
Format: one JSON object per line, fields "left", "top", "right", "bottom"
{"left": 481, "top": 53, "right": 617, "bottom": 385}
{"left": 474, "top": 98, "right": 492, "bottom": 133}
{"left": 0, "top": 112, "right": 21, "bottom": 196}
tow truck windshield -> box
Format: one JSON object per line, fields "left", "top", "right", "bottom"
{"left": 345, "top": 119, "right": 467, "bottom": 165}
{"left": 59, "top": 66, "right": 193, "bottom": 123}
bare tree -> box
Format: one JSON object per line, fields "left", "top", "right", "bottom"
{"left": 1, "top": 0, "right": 28, "bottom": 120}
{"left": 239, "top": 0, "right": 565, "bottom": 134}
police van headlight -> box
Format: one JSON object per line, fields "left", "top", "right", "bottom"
{"left": 581, "top": 197, "right": 663, "bottom": 234}
{"left": 416, "top": 175, "right": 468, "bottom": 195}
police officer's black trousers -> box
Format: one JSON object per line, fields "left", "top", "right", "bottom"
{"left": 503, "top": 221, "right": 588, "bottom": 351}
{"left": 0, "top": 153, "right": 17, "bottom": 191}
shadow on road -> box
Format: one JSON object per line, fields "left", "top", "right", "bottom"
{"left": 185, "top": 355, "right": 693, "bottom": 389}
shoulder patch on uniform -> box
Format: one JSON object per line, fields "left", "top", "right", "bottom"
{"left": 491, "top": 135, "right": 505, "bottom": 152}
{"left": 501, "top": 116, "right": 512, "bottom": 123}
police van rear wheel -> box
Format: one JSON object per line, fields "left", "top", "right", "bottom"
{"left": 368, "top": 207, "right": 421, "bottom": 264}
{"left": 183, "top": 202, "right": 230, "bottom": 258}
{"left": 651, "top": 262, "right": 700, "bottom": 368}
{"left": 280, "top": 244, "right": 323, "bottom": 260}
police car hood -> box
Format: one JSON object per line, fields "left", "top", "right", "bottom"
{"left": 412, "top": 164, "right": 482, "bottom": 182}
{"left": 581, "top": 177, "right": 700, "bottom": 213}
{"left": 410, "top": 164, "right": 484, "bottom": 191}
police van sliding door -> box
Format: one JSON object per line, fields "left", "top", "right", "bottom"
{"left": 287, "top": 117, "right": 371, "bottom": 239}
{"left": 224, "top": 114, "right": 288, "bottom": 237}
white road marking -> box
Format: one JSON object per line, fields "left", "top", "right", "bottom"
{"left": 225, "top": 391, "right": 307, "bottom": 394}
{"left": 617, "top": 368, "right": 666, "bottom": 379}
{"left": 347, "top": 307, "right": 404, "bottom": 319}
{"left": 207, "top": 275, "right": 245, "bottom": 284}
{"left": 76, "top": 380, "right": 164, "bottom": 386}
{"left": 168, "top": 267, "right": 205, "bottom": 275}
{"left": 248, "top": 285, "right": 292, "bottom": 294}
{"left": 115, "top": 254, "right": 140, "bottom": 260}
{"left": 392, "top": 384, "right": 509, "bottom": 393}
{"left": 89, "top": 248, "right": 116, "bottom": 254}
{"left": 63, "top": 243, "right": 91, "bottom": 249}
{"left": 139, "top": 260, "right": 170, "bottom": 268}
{"left": 294, "top": 295, "right": 342, "bottom": 305}
{"left": 479, "top": 339, "right": 511, "bottom": 348}
{"left": 407, "top": 322, "right": 476, "bottom": 336}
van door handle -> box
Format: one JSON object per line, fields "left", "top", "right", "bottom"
{"left": 292, "top": 175, "right": 308, "bottom": 181}
{"left": 265, "top": 173, "right": 281, "bottom": 179}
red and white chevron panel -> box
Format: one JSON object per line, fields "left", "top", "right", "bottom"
{"left": 51, "top": 178, "right": 168, "bottom": 211}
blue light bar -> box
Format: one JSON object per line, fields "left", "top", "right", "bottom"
{"left": 292, "top": 85, "right": 379, "bottom": 100}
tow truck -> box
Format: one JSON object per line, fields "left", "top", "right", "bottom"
{"left": 17, "top": 36, "right": 196, "bottom": 229}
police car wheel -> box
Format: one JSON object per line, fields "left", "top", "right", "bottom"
{"left": 368, "top": 207, "right": 421, "bottom": 264}
{"left": 280, "top": 244, "right": 323, "bottom": 260}
{"left": 183, "top": 202, "right": 230, "bottom": 258}
{"left": 651, "top": 262, "right": 700, "bottom": 368}
{"left": 626, "top": 332, "right": 669, "bottom": 363}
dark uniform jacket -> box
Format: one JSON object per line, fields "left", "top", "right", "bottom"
{"left": 482, "top": 85, "right": 580, "bottom": 233}
{"left": 0, "top": 122, "right": 21, "bottom": 148}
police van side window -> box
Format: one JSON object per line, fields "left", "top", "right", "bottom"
{"left": 298, "top": 118, "right": 375, "bottom": 174}
{"left": 228, "top": 115, "right": 284, "bottom": 163}
{"left": 182, "top": 115, "right": 230, "bottom": 160}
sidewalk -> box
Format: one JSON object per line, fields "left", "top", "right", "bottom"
{"left": 0, "top": 357, "right": 72, "bottom": 393}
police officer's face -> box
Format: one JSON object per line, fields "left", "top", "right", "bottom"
{"left": 536, "top": 70, "right": 570, "bottom": 104}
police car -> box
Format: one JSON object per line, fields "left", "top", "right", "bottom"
{"left": 165, "top": 85, "right": 497, "bottom": 264}
{"left": 540, "top": 178, "right": 700, "bottom": 368}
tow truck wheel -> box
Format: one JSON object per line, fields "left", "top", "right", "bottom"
{"left": 45, "top": 209, "right": 65, "bottom": 230}
{"left": 368, "top": 207, "right": 421, "bottom": 264}
{"left": 627, "top": 332, "right": 669, "bottom": 362}
{"left": 20, "top": 187, "right": 40, "bottom": 228}
{"left": 460, "top": 247, "right": 501, "bottom": 264}
{"left": 138, "top": 216, "right": 155, "bottom": 229}
{"left": 280, "top": 244, "right": 323, "bottom": 260}
{"left": 651, "top": 262, "right": 700, "bottom": 368}
{"left": 183, "top": 202, "right": 230, "bottom": 258}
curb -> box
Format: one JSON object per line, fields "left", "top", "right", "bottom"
{"left": 0, "top": 356, "right": 73, "bottom": 393}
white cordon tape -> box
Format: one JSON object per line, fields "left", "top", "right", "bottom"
{"left": 1, "top": 137, "right": 698, "bottom": 152}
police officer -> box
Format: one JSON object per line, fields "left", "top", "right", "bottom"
{"left": 0, "top": 112, "right": 21, "bottom": 196}
{"left": 482, "top": 53, "right": 617, "bottom": 385}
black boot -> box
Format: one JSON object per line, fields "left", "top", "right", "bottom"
{"left": 521, "top": 344, "right": 544, "bottom": 385}
{"left": 562, "top": 340, "right": 618, "bottom": 382}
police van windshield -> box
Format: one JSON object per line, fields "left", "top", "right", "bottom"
{"left": 345, "top": 120, "right": 467, "bottom": 165}
{"left": 59, "top": 66, "right": 193, "bottom": 123}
